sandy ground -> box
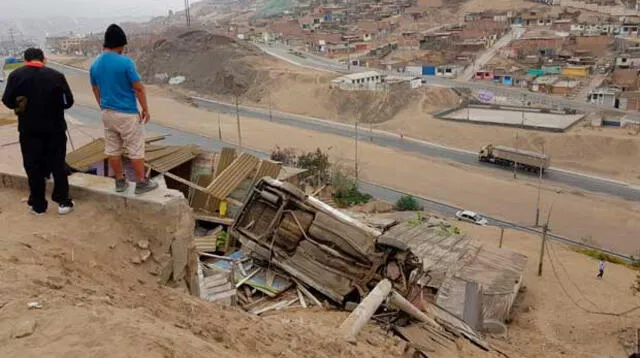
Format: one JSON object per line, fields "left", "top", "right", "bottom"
{"left": 55, "top": 71, "right": 640, "bottom": 256}
{"left": 455, "top": 220, "right": 640, "bottom": 358}
{"left": 0, "top": 188, "right": 413, "bottom": 358}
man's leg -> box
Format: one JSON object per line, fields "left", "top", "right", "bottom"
{"left": 47, "top": 131, "right": 72, "bottom": 207}
{"left": 130, "top": 158, "right": 145, "bottom": 183}
{"left": 120, "top": 112, "right": 157, "bottom": 194}
{"left": 19, "top": 132, "right": 47, "bottom": 213}
{"left": 108, "top": 155, "right": 124, "bottom": 179}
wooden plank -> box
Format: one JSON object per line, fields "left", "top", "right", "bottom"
{"left": 235, "top": 268, "right": 261, "bottom": 288}
{"left": 192, "top": 175, "right": 217, "bottom": 213}
{"left": 207, "top": 153, "right": 260, "bottom": 199}
{"left": 193, "top": 214, "right": 235, "bottom": 225}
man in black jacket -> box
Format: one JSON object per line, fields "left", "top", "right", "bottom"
{"left": 1, "top": 48, "right": 75, "bottom": 215}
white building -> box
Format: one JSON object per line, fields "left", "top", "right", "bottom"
{"left": 331, "top": 71, "right": 386, "bottom": 91}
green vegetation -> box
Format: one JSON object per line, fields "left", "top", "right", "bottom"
{"left": 331, "top": 171, "right": 371, "bottom": 208}
{"left": 3, "top": 62, "right": 23, "bottom": 70}
{"left": 395, "top": 195, "right": 423, "bottom": 212}
{"left": 216, "top": 231, "right": 228, "bottom": 251}
{"left": 297, "top": 148, "right": 331, "bottom": 186}
{"left": 573, "top": 248, "right": 640, "bottom": 269}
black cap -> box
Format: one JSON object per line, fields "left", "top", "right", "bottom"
{"left": 104, "top": 24, "right": 128, "bottom": 49}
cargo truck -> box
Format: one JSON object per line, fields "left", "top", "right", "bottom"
{"left": 479, "top": 144, "right": 550, "bottom": 174}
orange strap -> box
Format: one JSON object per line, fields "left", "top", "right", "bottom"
{"left": 25, "top": 61, "right": 44, "bottom": 68}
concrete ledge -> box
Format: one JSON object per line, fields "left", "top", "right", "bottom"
{"left": 0, "top": 171, "right": 197, "bottom": 294}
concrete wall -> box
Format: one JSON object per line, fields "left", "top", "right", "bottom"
{"left": 0, "top": 172, "right": 198, "bottom": 295}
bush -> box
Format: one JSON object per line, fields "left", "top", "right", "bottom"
{"left": 297, "top": 148, "right": 331, "bottom": 186}
{"left": 270, "top": 146, "right": 297, "bottom": 166}
{"left": 331, "top": 171, "right": 371, "bottom": 207}
{"left": 395, "top": 195, "right": 423, "bottom": 211}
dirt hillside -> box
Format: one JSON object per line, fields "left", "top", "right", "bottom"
{"left": 136, "top": 31, "right": 268, "bottom": 97}
{"left": 0, "top": 188, "right": 408, "bottom": 358}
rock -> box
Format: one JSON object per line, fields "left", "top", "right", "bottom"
{"left": 131, "top": 256, "right": 142, "bottom": 265}
{"left": 109, "top": 242, "right": 117, "bottom": 249}
{"left": 140, "top": 250, "right": 152, "bottom": 262}
{"left": 13, "top": 319, "right": 36, "bottom": 338}
{"left": 136, "top": 240, "right": 150, "bottom": 250}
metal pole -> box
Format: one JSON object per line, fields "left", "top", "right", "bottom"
{"left": 535, "top": 143, "right": 544, "bottom": 227}
{"left": 355, "top": 116, "right": 359, "bottom": 185}
{"left": 537, "top": 224, "right": 548, "bottom": 277}
{"left": 217, "top": 111, "right": 222, "bottom": 141}
{"left": 268, "top": 90, "right": 273, "bottom": 121}
{"left": 235, "top": 95, "right": 242, "bottom": 151}
{"left": 499, "top": 227, "right": 504, "bottom": 248}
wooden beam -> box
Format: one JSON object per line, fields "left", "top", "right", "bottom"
{"left": 338, "top": 279, "right": 392, "bottom": 343}
{"left": 193, "top": 214, "right": 234, "bottom": 225}
{"left": 388, "top": 290, "right": 439, "bottom": 329}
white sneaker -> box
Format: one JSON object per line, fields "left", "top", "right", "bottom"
{"left": 29, "top": 207, "right": 45, "bottom": 216}
{"left": 58, "top": 202, "right": 74, "bottom": 215}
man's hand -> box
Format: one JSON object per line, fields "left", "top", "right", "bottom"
{"left": 139, "top": 109, "right": 151, "bottom": 124}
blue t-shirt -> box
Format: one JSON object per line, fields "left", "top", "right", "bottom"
{"left": 89, "top": 52, "right": 141, "bottom": 114}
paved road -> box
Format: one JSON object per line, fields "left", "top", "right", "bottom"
{"left": 47, "top": 62, "right": 640, "bottom": 203}
{"left": 459, "top": 27, "right": 525, "bottom": 81}
{"left": 1, "top": 63, "right": 633, "bottom": 260}
{"left": 63, "top": 105, "right": 633, "bottom": 261}
{"left": 256, "top": 42, "right": 630, "bottom": 114}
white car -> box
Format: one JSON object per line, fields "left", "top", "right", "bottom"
{"left": 455, "top": 210, "right": 488, "bottom": 226}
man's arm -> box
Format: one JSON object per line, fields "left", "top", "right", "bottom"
{"left": 91, "top": 85, "right": 101, "bottom": 107}
{"left": 1, "top": 73, "right": 17, "bottom": 109}
{"left": 132, "top": 81, "right": 150, "bottom": 124}
{"left": 60, "top": 74, "right": 74, "bottom": 109}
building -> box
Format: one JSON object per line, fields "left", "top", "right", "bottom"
{"left": 551, "top": 80, "right": 580, "bottom": 95}
{"left": 560, "top": 66, "right": 590, "bottom": 78}
{"left": 618, "top": 91, "right": 640, "bottom": 110}
{"left": 588, "top": 87, "right": 620, "bottom": 107}
{"left": 616, "top": 54, "right": 640, "bottom": 68}
{"left": 532, "top": 75, "right": 559, "bottom": 93}
{"left": 330, "top": 71, "right": 386, "bottom": 91}
{"left": 612, "top": 69, "right": 640, "bottom": 91}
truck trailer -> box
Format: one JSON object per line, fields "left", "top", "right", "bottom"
{"left": 479, "top": 144, "right": 550, "bottom": 174}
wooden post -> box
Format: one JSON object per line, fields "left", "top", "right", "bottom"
{"left": 636, "top": 328, "right": 639, "bottom": 355}
{"left": 537, "top": 224, "right": 548, "bottom": 277}
{"left": 235, "top": 94, "right": 242, "bottom": 151}
{"left": 338, "top": 279, "right": 392, "bottom": 343}
{"left": 388, "top": 290, "right": 439, "bottom": 328}
{"left": 499, "top": 227, "right": 504, "bottom": 248}
{"left": 462, "top": 281, "right": 483, "bottom": 331}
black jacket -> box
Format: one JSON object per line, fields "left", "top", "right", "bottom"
{"left": 2, "top": 65, "right": 74, "bottom": 134}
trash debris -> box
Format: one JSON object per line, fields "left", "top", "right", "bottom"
{"left": 136, "top": 240, "right": 150, "bottom": 250}
{"left": 140, "top": 250, "right": 152, "bottom": 262}
{"left": 27, "top": 302, "right": 42, "bottom": 309}
{"left": 168, "top": 76, "right": 186, "bottom": 85}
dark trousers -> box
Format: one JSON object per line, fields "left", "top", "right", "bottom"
{"left": 19, "top": 131, "right": 71, "bottom": 212}
{"left": 597, "top": 269, "right": 604, "bottom": 279}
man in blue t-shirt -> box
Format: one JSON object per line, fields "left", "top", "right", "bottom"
{"left": 89, "top": 24, "right": 157, "bottom": 194}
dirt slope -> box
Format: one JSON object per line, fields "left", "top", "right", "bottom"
{"left": 0, "top": 188, "right": 407, "bottom": 358}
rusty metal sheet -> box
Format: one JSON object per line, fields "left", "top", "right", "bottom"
{"left": 206, "top": 153, "right": 259, "bottom": 200}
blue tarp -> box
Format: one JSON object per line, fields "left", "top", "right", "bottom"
{"left": 422, "top": 66, "right": 435, "bottom": 76}
{"left": 5, "top": 57, "right": 23, "bottom": 64}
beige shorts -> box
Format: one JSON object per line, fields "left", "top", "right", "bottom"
{"left": 101, "top": 109, "right": 145, "bottom": 159}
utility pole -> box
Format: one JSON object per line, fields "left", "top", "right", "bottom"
{"left": 514, "top": 93, "right": 526, "bottom": 179}
{"left": 217, "top": 112, "right": 222, "bottom": 141}
{"left": 537, "top": 223, "right": 548, "bottom": 276}
{"left": 235, "top": 94, "right": 242, "bottom": 151}
{"left": 8, "top": 28, "right": 17, "bottom": 54}
{"left": 184, "top": 0, "right": 191, "bottom": 27}
{"left": 355, "top": 116, "right": 359, "bottom": 185}
{"left": 268, "top": 90, "right": 273, "bottom": 122}
{"left": 535, "top": 143, "right": 544, "bottom": 227}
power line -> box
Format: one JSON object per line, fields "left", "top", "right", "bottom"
{"left": 545, "top": 240, "right": 640, "bottom": 317}
{"left": 546, "top": 239, "right": 601, "bottom": 310}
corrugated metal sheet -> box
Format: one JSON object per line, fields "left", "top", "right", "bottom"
{"left": 252, "top": 160, "right": 282, "bottom": 185}
{"left": 207, "top": 153, "right": 259, "bottom": 199}
{"left": 146, "top": 145, "right": 199, "bottom": 173}
{"left": 66, "top": 139, "right": 107, "bottom": 171}
{"left": 215, "top": 147, "right": 236, "bottom": 177}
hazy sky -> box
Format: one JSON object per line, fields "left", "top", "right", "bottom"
{"left": 0, "top": 0, "right": 185, "bottom": 19}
